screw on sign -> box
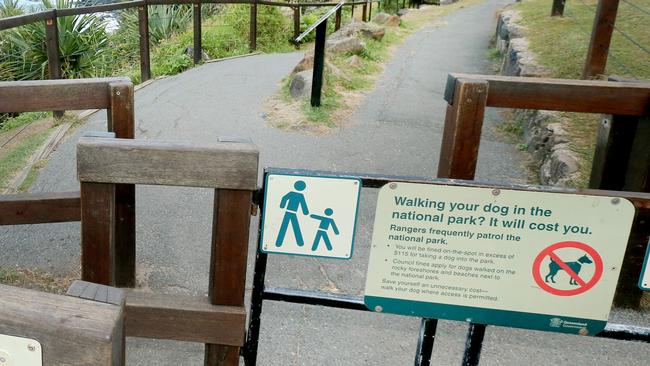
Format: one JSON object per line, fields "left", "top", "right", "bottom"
{"left": 532, "top": 241, "right": 604, "bottom": 296}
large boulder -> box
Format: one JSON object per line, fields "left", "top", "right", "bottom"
{"left": 372, "top": 13, "right": 400, "bottom": 27}
{"left": 346, "top": 55, "right": 363, "bottom": 68}
{"left": 292, "top": 54, "right": 314, "bottom": 74}
{"left": 330, "top": 19, "right": 385, "bottom": 41}
{"left": 184, "top": 45, "right": 210, "bottom": 62}
{"left": 326, "top": 36, "right": 365, "bottom": 54}
{"left": 289, "top": 70, "right": 314, "bottom": 99}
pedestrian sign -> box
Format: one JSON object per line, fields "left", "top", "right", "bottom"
{"left": 640, "top": 241, "right": 650, "bottom": 291}
{"left": 364, "top": 182, "right": 635, "bottom": 335}
{"left": 261, "top": 172, "right": 361, "bottom": 259}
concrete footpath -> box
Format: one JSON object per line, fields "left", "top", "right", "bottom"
{"left": 1, "top": 0, "right": 648, "bottom": 364}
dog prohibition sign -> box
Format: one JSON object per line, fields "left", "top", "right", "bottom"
{"left": 532, "top": 241, "right": 604, "bottom": 296}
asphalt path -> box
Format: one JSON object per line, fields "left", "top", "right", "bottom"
{"left": 1, "top": 1, "right": 648, "bottom": 365}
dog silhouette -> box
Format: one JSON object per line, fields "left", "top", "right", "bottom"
{"left": 545, "top": 254, "right": 593, "bottom": 285}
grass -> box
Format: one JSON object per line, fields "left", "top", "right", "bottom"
{"left": 511, "top": 0, "right": 650, "bottom": 187}
{"left": 0, "top": 129, "right": 50, "bottom": 190}
{"left": 0, "top": 112, "right": 49, "bottom": 132}
{"left": 0, "top": 267, "right": 76, "bottom": 294}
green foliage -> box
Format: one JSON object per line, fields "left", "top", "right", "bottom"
{"left": 514, "top": 0, "right": 650, "bottom": 80}
{"left": 0, "top": 0, "right": 23, "bottom": 17}
{"left": 220, "top": 5, "right": 292, "bottom": 53}
{"left": 115, "top": 5, "right": 192, "bottom": 46}
{"left": 0, "top": 111, "right": 49, "bottom": 131}
{"left": 0, "top": 0, "right": 110, "bottom": 81}
{"left": 298, "top": 7, "right": 344, "bottom": 44}
{"left": 151, "top": 39, "right": 192, "bottom": 76}
{"left": 0, "top": 129, "right": 49, "bottom": 189}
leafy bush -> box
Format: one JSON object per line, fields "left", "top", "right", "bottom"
{"left": 0, "top": 0, "right": 23, "bottom": 17}
{"left": 222, "top": 5, "right": 291, "bottom": 53}
{"left": 0, "top": 0, "right": 110, "bottom": 80}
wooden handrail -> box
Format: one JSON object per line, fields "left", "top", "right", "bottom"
{"left": 445, "top": 73, "right": 650, "bottom": 116}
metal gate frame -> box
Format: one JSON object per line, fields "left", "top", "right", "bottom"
{"left": 242, "top": 168, "right": 650, "bottom": 366}
{"left": 243, "top": 73, "right": 650, "bottom": 365}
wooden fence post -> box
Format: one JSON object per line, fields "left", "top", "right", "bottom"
{"left": 138, "top": 3, "right": 151, "bottom": 82}
{"left": 590, "top": 113, "right": 650, "bottom": 308}
{"left": 368, "top": 1, "right": 373, "bottom": 20}
{"left": 362, "top": 2, "right": 368, "bottom": 21}
{"left": 335, "top": 7, "right": 342, "bottom": 30}
{"left": 437, "top": 78, "right": 489, "bottom": 180}
{"left": 551, "top": 0, "right": 566, "bottom": 16}
{"left": 583, "top": 0, "right": 620, "bottom": 79}
{"left": 81, "top": 182, "right": 116, "bottom": 286}
{"left": 204, "top": 190, "right": 253, "bottom": 366}
{"left": 250, "top": 1, "right": 257, "bottom": 51}
{"left": 437, "top": 76, "right": 490, "bottom": 366}
{"left": 44, "top": 10, "right": 63, "bottom": 118}
{"left": 107, "top": 82, "right": 136, "bottom": 288}
{"left": 293, "top": 6, "right": 301, "bottom": 40}
{"left": 194, "top": 2, "right": 202, "bottom": 64}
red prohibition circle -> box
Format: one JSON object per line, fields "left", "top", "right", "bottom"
{"left": 532, "top": 241, "right": 604, "bottom": 296}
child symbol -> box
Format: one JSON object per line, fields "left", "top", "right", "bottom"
{"left": 310, "top": 208, "right": 339, "bottom": 251}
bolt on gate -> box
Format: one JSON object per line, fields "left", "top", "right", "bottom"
{"left": 243, "top": 74, "right": 650, "bottom": 365}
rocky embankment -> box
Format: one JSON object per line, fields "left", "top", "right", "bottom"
{"left": 495, "top": 10, "right": 580, "bottom": 186}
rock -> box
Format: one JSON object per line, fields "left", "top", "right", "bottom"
{"left": 372, "top": 12, "right": 390, "bottom": 25}
{"left": 289, "top": 70, "right": 314, "bottom": 99}
{"left": 326, "top": 61, "right": 350, "bottom": 82}
{"left": 346, "top": 55, "right": 363, "bottom": 68}
{"left": 330, "top": 19, "right": 385, "bottom": 41}
{"left": 540, "top": 145, "right": 579, "bottom": 186}
{"left": 384, "top": 15, "right": 401, "bottom": 27}
{"left": 397, "top": 9, "right": 409, "bottom": 16}
{"left": 326, "top": 36, "right": 365, "bottom": 54}
{"left": 184, "top": 45, "right": 210, "bottom": 62}
{"left": 292, "top": 53, "right": 314, "bottom": 74}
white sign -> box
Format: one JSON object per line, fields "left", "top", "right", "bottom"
{"left": 0, "top": 334, "right": 42, "bottom": 366}
{"left": 364, "top": 182, "right": 635, "bottom": 335}
{"left": 261, "top": 173, "right": 361, "bottom": 259}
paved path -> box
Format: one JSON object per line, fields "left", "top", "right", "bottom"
{"left": 2, "top": 1, "right": 648, "bottom": 365}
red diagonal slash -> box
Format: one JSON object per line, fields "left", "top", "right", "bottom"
{"left": 548, "top": 251, "right": 587, "bottom": 287}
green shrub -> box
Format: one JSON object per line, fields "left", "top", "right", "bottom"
{"left": 0, "top": 0, "right": 110, "bottom": 80}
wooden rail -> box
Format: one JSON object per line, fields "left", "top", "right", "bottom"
{"left": 441, "top": 73, "right": 650, "bottom": 308}
{"left": 0, "top": 283, "right": 125, "bottom": 365}
{"left": 0, "top": 78, "right": 136, "bottom": 287}
{"left": 0, "top": 0, "right": 382, "bottom": 84}
{"left": 76, "top": 136, "right": 258, "bottom": 365}
{"left": 584, "top": 0, "right": 620, "bottom": 79}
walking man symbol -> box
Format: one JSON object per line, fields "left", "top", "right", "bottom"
{"left": 310, "top": 208, "right": 339, "bottom": 251}
{"left": 276, "top": 180, "right": 309, "bottom": 247}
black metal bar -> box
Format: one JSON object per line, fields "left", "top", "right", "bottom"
{"left": 193, "top": 2, "right": 202, "bottom": 64}
{"left": 311, "top": 19, "right": 327, "bottom": 107}
{"left": 461, "top": 324, "right": 486, "bottom": 366}
{"left": 264, "top": 287, "right": 368, "bottom": 310}
{"left": 596, "top": 323, "right": 650, "bottom": 342}
{"left": 414, "top": 318, "right": 438, "bottom": 366}
{"left": 243, "top": 208, "right": 269, "bottom": 366}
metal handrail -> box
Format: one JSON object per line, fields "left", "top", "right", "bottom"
{"left": 295, "top": 0, "right": 345, "bottom": 42}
